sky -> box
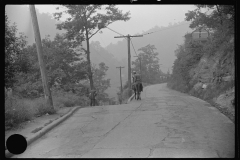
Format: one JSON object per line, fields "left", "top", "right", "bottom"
{"left": 5, "top": 5, "right": 196, "bottom": 74}
{"left": 5, "top": 5, "right": 195, "bottom": 48}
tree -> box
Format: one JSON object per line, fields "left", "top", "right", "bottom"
{"left": 132, "top": 44, "right": 161, "bottom": 84}
{"left": 185, "top": 5, "right": 234, "bottom": 73}
{"left": 41, "top": 34, "right": 88, "bottom": 91}
{"left": 5, "top": 13, "right": 28, "bottom": 88}
{"left": 53, "top": 5, "right": 131, "bottom": 91}
{"left": 169, "top": 5, "right": 234, "bottom": 93}
{"left": 185, "top": 5, "right": 234, "bottom": 31}
{"left": 185, "top": 5, "right": 234, "bottom": 50}
{"left": 14, "top": 34, "right": 88, "bottom": 98}
{"left": 92, "top": 62, "right": 111, "bottom": 104}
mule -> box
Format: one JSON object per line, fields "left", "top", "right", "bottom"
{"left": 135, "top": 82, "right": 142, "bottom": 100}
{"left": 132, "top": 83, "right": 137, "bottom": 100}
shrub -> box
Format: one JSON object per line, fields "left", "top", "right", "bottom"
{"left": 52, "top": 89, "right": 88, "bottom": 108}
{"left": 5, "top": 96, "right": 33, "bottom": 130}
{"left": 34, "top": 98, "right": 56, "bottom": 116}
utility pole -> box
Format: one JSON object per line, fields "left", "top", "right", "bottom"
{"left": 29, "top": 5, "right": 54, "bottom": 110}
{"left": 114, "top": 34, "right": 143, "bottom": 97}
{"left": 116, "top": 66, "right": 124, "bottom": 104}
{"left": 116, "top": 66, "right": 124, "bottom": 94}
{"left": 134, "top": 55, "right": 142, "bottom": 78}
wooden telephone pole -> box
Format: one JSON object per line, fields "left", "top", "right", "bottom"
{"left": 116, "top": 66, "right": 124, "bottom": 104}
{"left": 29, "top": 5, "right": 54, "bottom": 110}
{"left": 116, "top": 66, "right": 124, "bottom": 94}
{"left": 114, "top": 34, "right": 143, "bottom": 97}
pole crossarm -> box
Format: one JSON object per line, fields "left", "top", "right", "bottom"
{"left": 114, "top": 36, "right": 127, "bottom": 38}
{"left": 130, "top": 35, "right": 143, "bottom": 37}
{"left": 114, "top": 35, "right": 143, "bottom": 38}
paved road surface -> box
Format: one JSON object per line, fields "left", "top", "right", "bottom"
{"left": 13, "top": 83, "right": 234, "bottom": 158}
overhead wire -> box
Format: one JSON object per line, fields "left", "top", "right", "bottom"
{"left": 105, "top": 26, "right": 128, "bottom": 40}
{"left": 106, "top": 26, "right": 125, "bottom": 37}
{"left": 130, "top": 38, "right": 138, "bottom": 56}
{"left": 97, "top": 22, "right": 187, "bottom": 75}
{"left": 137, "top": 22, "right": 190, "bottom": 36}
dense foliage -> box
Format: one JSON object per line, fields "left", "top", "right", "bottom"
{"left": 53, "top": 5, "right": 131, "bottom": 91}
{"left": 5, "top": 10, "right": 117, "bottom": 128}
{"left": 168, "top": 5, "right": 234, "bottom": 95}
{"left": 5, "top": 13, "right": 28, "bottom": 88}
{"left": 5, "top": 10, "right": 114, "bottom": 102}
{"left": 92, "top": 62, "right": 111, "bottom": 104}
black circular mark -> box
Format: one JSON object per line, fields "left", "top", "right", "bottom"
{"left": 6, "top": 134, "right": 27, "bottom": 155}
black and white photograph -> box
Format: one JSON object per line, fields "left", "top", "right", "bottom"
{"left": 5, "top": 3, "right": 235, "bottom": 158}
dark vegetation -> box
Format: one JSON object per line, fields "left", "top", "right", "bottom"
{"left": 167, "top": 5, "right": 235, "bottom": 122}
{"left": 5, "top": 5, "right": 130, "bottom": 130}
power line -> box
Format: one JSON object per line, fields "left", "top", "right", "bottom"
{"left": 114, "top": 34, "right": 143, "bottom": 97}
{"left": 138, "top": 22, "right": 190, "bottom": 36}
{"left": 130, "top": 38, "right": 138, "bottom": 56}
{"left": 106, "top": 26, "right": 126, "bottom": 38}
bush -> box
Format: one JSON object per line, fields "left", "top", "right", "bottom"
{"left": 5, "top": 96, "right": 33, "bottom": 130}
{"left": 34, "top": 98, "right": 56, "bottom": 116}
{"left": 52, "top": 89, "right": 88, "bottom": 108}
{"left": 5, "top": 87, "right": 90, "bottom": 130}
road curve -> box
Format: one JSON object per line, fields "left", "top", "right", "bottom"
{"left": 12, "top": 83, "right": 234, "bottom": 158}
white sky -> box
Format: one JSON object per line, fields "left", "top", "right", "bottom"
{"left": 55, "top": 5, "right": 190, "bottom": 45}
{"left": 10, "top": 5, "right": 195, "bottom": 47}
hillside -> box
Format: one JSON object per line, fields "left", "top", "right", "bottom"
{"left": 6, "top": 6, "right": 193, "bottom": 100}
{"left": 86, "top": 21, "right": 193, "bottom": 99}
{"left": 88, "top": 41, "right": 128, "bottom": 99}
{"left": 167, "top": 5, "right": 235, "bottom": 123}
{"left": 105, "top": 21, "right": 192, "bottom": 73}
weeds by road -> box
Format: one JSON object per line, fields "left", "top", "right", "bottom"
{"left": 5, "top": 89, "right": 89, "bottom": 131}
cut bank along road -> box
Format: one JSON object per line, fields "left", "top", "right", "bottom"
{"left": 12, "top": 83, "right": 234, "bottom": 158}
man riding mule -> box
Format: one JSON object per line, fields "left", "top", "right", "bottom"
{"left": 132, "top": 71, "right": 143, "bottom": 100}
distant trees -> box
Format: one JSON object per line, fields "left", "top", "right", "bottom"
{"left": 53, "top": 5, "right": 131, "bottom": 91}
{"left": 132, "top": 44, "right": 162, "bottom": 84}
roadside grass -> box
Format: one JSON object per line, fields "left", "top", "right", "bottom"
{"left": 5, "top": 96, "right": 34, "bottom": 130}
{"left": 5, "top": 90, "right": 89, "bottom": 131}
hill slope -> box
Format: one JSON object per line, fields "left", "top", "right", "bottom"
{"left": 105, "top": 21, "right": 192, "bottom": 73}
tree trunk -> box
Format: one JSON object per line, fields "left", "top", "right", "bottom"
{"left": 85, "top": 29, "right": 94, "bottom": 90}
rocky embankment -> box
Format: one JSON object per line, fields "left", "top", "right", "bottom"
{"left": 188, "top": 48, "right": 235, "bottom": 123}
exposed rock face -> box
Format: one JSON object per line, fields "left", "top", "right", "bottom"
{"left": 215, "top": 87, "right": 235, "bottom": 111}
{"left": 190, "top": 55, "right": 220, "bottom": 85}
{"left": 193, "top": 82, "right": 203, "bottom": 90}
{"left": 187, "top": 47, "right": 235, "bottom": 121}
